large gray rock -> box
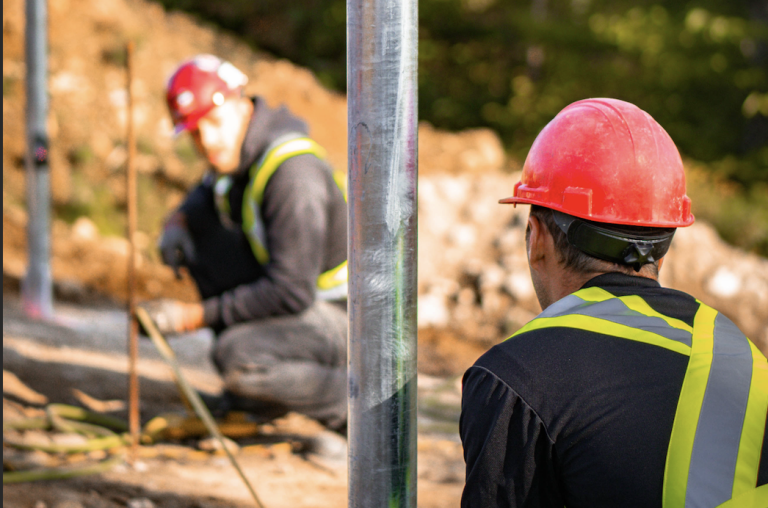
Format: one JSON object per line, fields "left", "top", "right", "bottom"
{"left": 418, "top": 172, "right": 768, "bottom": 355}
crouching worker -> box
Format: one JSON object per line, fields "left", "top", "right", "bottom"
{"left": 460, "top": 98, "right": 768, "bottom": 507}
{"left": 141, "top": 55, "right": 348, "bottom": 431}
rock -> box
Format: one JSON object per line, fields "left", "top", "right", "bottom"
{"left": 497, "top": 228, "right": 524, "bottom": 255}
{"left": 52, "top": 501, "right": 85, "bottom": 508}
{"left": 127, "top": 498, "right": 156, "bottom": 508}
{"left": 456, "top": 287, "right": 477, "bottom": 307}
{"left": 706, "top": 266, "right": 741, "bottom": 298}
{"left": 504, "top": 272, "right": 535, "bottom": 301}
{"left": 198, "top": 436, "right": 240, "bottom": 455}
{"left": 71, "top": 217, "right": 99, "bottom": 242}
{"left": 3, "top": 449, "right": 58, "bottom": 470}
{"left": 51, "top": 433, "right": 89, "bottom": 447}
{"left": 306, "top": 429, "right": 347, "bottom": 460}
{"left": 16, "top": 430, "right": 52, "bottom": 448}
{"left": 418, "top": 292, "right": 451, "bottom": 328}
{"left": 480, "top": 265, "right": 506, "bottom": 292}
{"left": 3, "top": 369, "right": 49, "bottom": 405}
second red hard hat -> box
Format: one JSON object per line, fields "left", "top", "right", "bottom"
{"left": 500, "top": 98, "right": 694, "bottom": 228}
{"left": 165, "top": 55, "right": 248, "bottom": 135}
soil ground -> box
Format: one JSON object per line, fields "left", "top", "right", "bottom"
{"left": 4, "top": 0, "right": 767, "bottom": 504}
{"left": 3, "top": 284, "right": 466, "bottom": 508}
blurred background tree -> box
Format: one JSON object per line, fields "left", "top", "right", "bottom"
{"left": 154, "top": 0, "right": 768, "bottom": 253}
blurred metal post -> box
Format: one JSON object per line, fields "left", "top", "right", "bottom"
{"left": 347, "top": 0, "right": 418, "bottom": 504}
{"left": 23, "top": 0, "right": 53, "bottom": 319}
{"left": 125, "top": 41, "right": 141, "bottom": 458}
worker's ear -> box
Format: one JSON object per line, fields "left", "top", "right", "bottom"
{"left": 526, "top": 214, "right": 550, "bottom": 269}
{"left": 236, "top": 95, "right": 253, "bottom": 117}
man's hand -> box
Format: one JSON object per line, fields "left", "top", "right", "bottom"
{"left": 159, "top": 211, "right": 196, "bottom": 279}
{"left": 138, "top": 299, "right": 204, "bottom": 336}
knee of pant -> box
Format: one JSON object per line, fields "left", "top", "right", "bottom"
{"left": 221, "top": 366, "right": 276, "bottom": 399}
{"left": 215, "top": 350, "right": 278, "bottom": 376}
{"left": 222, "top": 369, "right": 252, "bottom": 398}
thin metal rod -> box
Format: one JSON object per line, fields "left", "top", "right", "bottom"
{"left": 136, "top": 308, "right": 266, "bottom": 508}
{"left": 23, "top": 0, "right": 53, "bottom": 319}
{"left": 125, "top": 41, "right": 140, "bottom": 459}
{"left": 347, "top": 0, "right": 419, "bottom": 504}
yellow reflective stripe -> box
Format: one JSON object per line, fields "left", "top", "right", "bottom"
{"left": 575, "top": 287, "right": 693, "bottom": 333}
{"left": 251, "top": 138, "right": 327, "bottom": 206}
{"left": 618, "top": 295, "right": 693, "bottom": 333}
{"left": 572, "top": 286, "right": 617, "bottom": 302}
{"left": 241, "top": 137, "right": 347, "bottom": 297}
{"left": 241, "top": 177, "right": 270, "bottom": 264}
{"left": 662, "top": 303, "right": 717, "bottom": 508}
{"left": 732, "top": 340, "right": 768, "bottom": 498}
{"left": 250, "top": 237, "right": 269, "bottom": 265}
{"left": 214, "top": 175, "right": 233, "bottom": 217}
{"left": 333, "top": 169, "right": 348, "bottom": 202}
{"left": 243, "top": 137, "right": 327, "bottom": 264}
{"left": 317, "top": 260, "right": 347, "bottom": 291}
{"left": 717, "top": 484, "right": 768, "bottom": 508}
{"left": 512, "top": 314, "right": 692, "bottom": 356}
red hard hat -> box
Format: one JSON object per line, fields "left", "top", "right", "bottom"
{"left": 500, "top": 98, "right": 694, "bottom": 228}
{"left": 165, "top": 55, "right": 248, "bottom": 135}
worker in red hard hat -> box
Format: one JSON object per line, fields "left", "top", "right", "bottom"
{"left": 141, "top": 55, "right": 349, "bottom": 431}
{"left": 459, "top": 98, "right": 768, "bottom": 507}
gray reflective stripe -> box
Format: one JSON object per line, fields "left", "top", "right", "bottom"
{"left": 243, "top": 132, "right": 314, "bottom": 262}
{"left": 213, "top": 175, "right": 236, "bottom": 229}
{"left": 541, "top": 294, "right": 692, "bottom": 347}
{"left": 539, "top": 294, "right": 584, "bottom": 318}
{"left": 247, "top": 212, "right": 269, "bottom": 254}
{"left": 251, "top": 131, "right": 307, "bottom": 172}
{"left": 685, "top": 313, "right": 754, "bottom": 508}
{"left": 317, "top": 281, "right": 348, "bottom": 301}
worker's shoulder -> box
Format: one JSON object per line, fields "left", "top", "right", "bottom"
{"left": 472, "top": 325, "right": 611, "bottom": 390}
{"left": 599, "top": 281, "right": 701, "bottom": 328}
{"left": 471, "top": 298, "right": 692, "bottom": 416}
{"left": 263, "top": 152, "right": 335, "bottom": 200}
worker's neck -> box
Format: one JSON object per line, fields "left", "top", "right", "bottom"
{"left": 538, "top": 265, "right": 659, "bottom": 310}
{"left": 228, "top": 98, "right": 254, "bottom": 173}
{"left": 236, "top": 98, "right": 254, "bottom": 147}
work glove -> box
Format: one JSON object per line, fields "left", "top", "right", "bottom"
{"left": 137, "top": 299, "right": 204, "bottom": 336}
{"left": 158, "top": 211, "right": 196, "bottom": 279}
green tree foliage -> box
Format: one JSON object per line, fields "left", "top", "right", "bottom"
{"left": 156, "top": 0, "right": 766, "bottom": 166}
{"left": 154, "top": 0, "right": 768, "bottom": 252}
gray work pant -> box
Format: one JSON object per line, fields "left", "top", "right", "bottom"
{"left": 211, "top": 300, "right": 348, "bottom": 429}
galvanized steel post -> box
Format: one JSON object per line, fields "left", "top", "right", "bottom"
{"left": 23, "top": 0, "right": 53, "bottom": 319}
{"left": 347, "top": 0, "right": 418, "bottom": 505}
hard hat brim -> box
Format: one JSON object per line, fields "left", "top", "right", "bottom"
{"left": 498, "top": 194, "right": 695, "bottom": 228}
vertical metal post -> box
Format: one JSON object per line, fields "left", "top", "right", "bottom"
{"left": 23, "top": 0, "right": 53, "bottom": 319}
{"left": 125, "top": 41, "right": 141, "bottom": 458}
{"left": 347, "top": 0, "right": 418, "bottom": 504}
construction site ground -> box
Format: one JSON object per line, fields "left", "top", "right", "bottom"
{"left": 3, "top": 281, "right": 466, "bottom": 507}
{"left": 4, "top": 0, "right": 768, "bottom": 504}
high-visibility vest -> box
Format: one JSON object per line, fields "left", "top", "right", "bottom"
{"left": 213, "top": 133, "right": 348, "bottom": 301}
{"left": 509, "top": 286, "right": 768, "bottom": 508}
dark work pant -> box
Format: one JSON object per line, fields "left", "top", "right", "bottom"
{"left": 211, "top": 300, "right": 348, "bottom": 429}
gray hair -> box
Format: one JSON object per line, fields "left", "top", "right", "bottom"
{"left": 526, "top": 205, "right": 660, "bottom": 278}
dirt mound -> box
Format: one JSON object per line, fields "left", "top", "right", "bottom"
{"left": 417, "top": 172, "right": 768, "bottom": 371}
{"left": 3, "top": 0, "right": 766, "bottom": 379}
{"left": 2, "top": 0, "right": 505, "bottom": 215}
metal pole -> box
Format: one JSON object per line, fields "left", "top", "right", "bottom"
{"left": 23, "top": 0, "right": 53, "bottom": 319}
{"left": 125, "top": 41, "right": 141, "bottom": 458}
{"left": 347, "top": 0, "right": 418, "bottom": 504}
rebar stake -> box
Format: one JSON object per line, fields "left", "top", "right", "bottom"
{"left": 125, "top": 40, "right": 140, "bottom": 461}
